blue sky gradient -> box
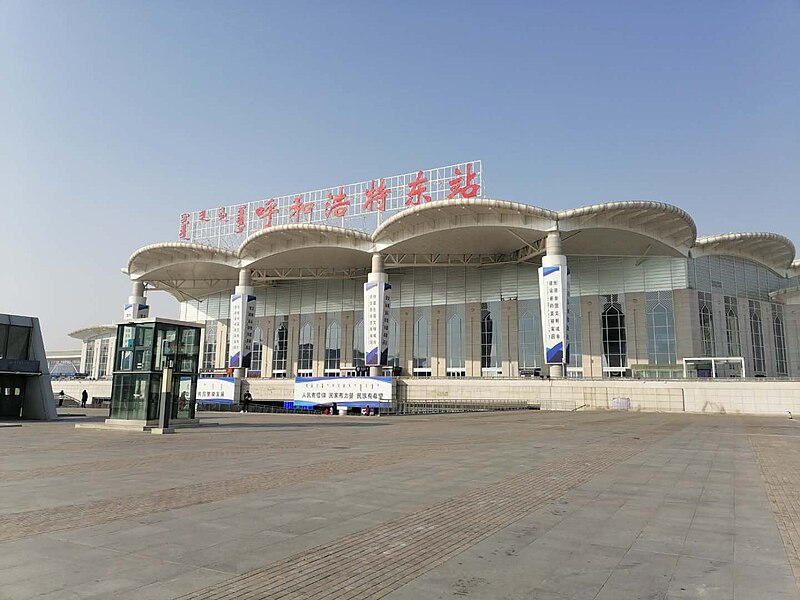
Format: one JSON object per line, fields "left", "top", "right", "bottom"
{"left": 1, "top": 1, "right": 798, "bottom": 348}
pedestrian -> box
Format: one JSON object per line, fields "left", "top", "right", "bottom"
{"left": 242, "top": 390, "right": 252, "bottom": 413}
{"left": 58, "top": 390, "right": 64, "bottom": 407}
{"left": 365, "top": 405, "right": 371, "bottom": 417}
{"left": 81, "top": 389, "right": 88, "bottom": 408}
{"left": 331, "top": 402, "right": 337, "bottom": 416}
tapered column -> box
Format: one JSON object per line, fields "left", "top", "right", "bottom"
{"left": 364, "top": 254, "right": 391, "bottom": 377}
{"left": 228, "top": 269, "right": 256, "bottom": 383}
{"left": 124, "top": 281, "right": 150, "bottom": 319}
{"left": 539, "top": 231, "right": 568, "bottom": 379}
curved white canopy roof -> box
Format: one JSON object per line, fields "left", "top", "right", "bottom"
{"left": 124, "top": 199, "right": 796, "bottom": 301}
{"left": 693, "top": 233, "right": 796, "bottom": 273}
{"left": 68, "top": 325, "right": 116, "bottom": 341}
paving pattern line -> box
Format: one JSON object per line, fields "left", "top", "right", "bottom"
{"left": 176, "top": 420, "right": 688, "bottom": 600}
{"left": 749, "top": 433, "right": 800, "bottom": 594}
{"left": 0, "top": 442, "right": 471, "bottom": 544}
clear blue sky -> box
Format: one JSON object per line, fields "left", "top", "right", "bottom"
{"left": 1, "top": 1, "right": 798, "bottom": 349}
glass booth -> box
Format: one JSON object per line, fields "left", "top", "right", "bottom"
{"left": 110, "top": 318, "right": 201, "bottom": 421}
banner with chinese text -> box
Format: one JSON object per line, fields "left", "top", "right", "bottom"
{"left": 364, "top": 281, "right": 391, "bottom": 366}
{"left": 294, "top": 376, "right": 393, "bottom": 407}
{"left": 179, "top": 161, "right": 482, "bottom": 248}
{"left": 538, "top": 257, "right": 570, "bottom": 365}
{"left": 228, "top": 293, "right": 256, "bottom": 368}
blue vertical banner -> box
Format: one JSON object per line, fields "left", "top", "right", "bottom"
{"left": 229, "top": 293, "right": 256, "bottom": 368}
{"left": 364, "top": 280, "right": 391, "bottom": 366}
{"left": 538, "top": 255, "right": 570, "bottom": 365}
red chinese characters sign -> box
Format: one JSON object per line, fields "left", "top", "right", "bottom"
{"left": 179, "top": 161, "right": 482, "bottom": 245}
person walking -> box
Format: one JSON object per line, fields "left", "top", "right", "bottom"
{"left": 242, "top": 390, "right": 252, "bottom": 413}
{"left": 58, "top": 390, "right": 65, "bottom": 407}
{"left": 81, "top": 389, "right": 88, "bottom": 408}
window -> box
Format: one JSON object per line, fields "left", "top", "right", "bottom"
{"left": 567, "top": 296, "right": 582, "bottom": 370}
{"left": 4, "top": 325, "right": 31, "bottom": 361}
{"left": 85, "top": 341, "right": 96, "bottom": 377}
{"left": 249, "top": 326, "right": 263, "bottom": 373}
{"left": 601, "top": 294, "right": 627, "bottom": 372}
{"left": 387, "top": 312, "right": 400, "bottom": 369}
{"left": 325, "top": 320, "right": 341, "bottom": 375}
{"left": 97, "top": 339, "right": 110, "bottom": 378}
{"left": 202, "top": 323, "right": 216, "bottom": 370}
{"left": 698, "top": 292, "right": 715, "bottom": 357}
{"left": 353, "top": 319, "right": 364, "bottom": 369}
{"left": 518, "top": 304, "right": 542, "bottom": 372}
{"left": 447, "top": 311, "right": 465, "bottom": 375}
{"left": 646, "top": 291, "right": 676, "bottom": 365}
{"left": 749, "top": 301, "right": 765, "bottom": 375}
{"left": 773, "top": 305, "right": 788, "bottom": 376}
{"left": 480, "top": 302, "right": 502, "bottom": 375}
{"left": 272, "top": 321, "right": 288, "bottom": 377}
{"left": 724, "top": 296, "right": 741, "bottom": 357}
{"left": 413, "top": 310, "right": 430, "bottom": 374}
{"left": 297, "top": 321, "right": 313, "bottom": 374}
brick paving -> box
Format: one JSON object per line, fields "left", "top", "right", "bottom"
{"left": 177, "top": 422, "right": 686, "bottom": 600}
{"left": 749, "top": 424, "right": 800, "bottom": 592}
{"left": 1, "top": 411, "right": 798, "bottom": 600}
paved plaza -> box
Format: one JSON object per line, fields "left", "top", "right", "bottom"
{"left": 2, "top": 409, "right": 800, "bottom": 599}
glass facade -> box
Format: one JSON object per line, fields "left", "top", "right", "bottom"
{"left": 698, "top": 291, "right": 716, "bottom": 357}
{"left": 249, "top": 326, "right": 263, "bottom": 373}
{"left": 646, "top": 291, "right": 676, "bottom": 365}
{"left": 749, "top": 301, "right": 766, "bottom": 375}
{"left": 84, "top": 340, "right": 95, "bottom": 377}
{"left": 773, "top": 304, "right": 788, "bottom": 376}
{"left": 97, "top": 339, "right": 110, "bottom": 378}
{"left": 111, "top": 321, "right": 200, "bottom": 421}
{"left": 601, "top": 294, "right": 627, "bottom": 373}
{"left": 202, "top": 323, "right": 216, "bottom": 371}
{"left": 724, "top": 296, "right": 741, "bottom": 357}
{"left": 173, "top": 253, "right": 796, "bottom": 379}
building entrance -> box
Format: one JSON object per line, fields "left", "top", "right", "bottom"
{"left": 0, "top": 375, "right": 26, "bottom": 418}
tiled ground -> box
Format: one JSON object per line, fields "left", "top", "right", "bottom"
{"left": 1, "top": 409, "right": 798, "bottom": 599}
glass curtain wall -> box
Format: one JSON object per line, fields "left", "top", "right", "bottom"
{"left": 98, "top": 339, "right": 110, "bottom": 378}
{"left": 601, "top": 294, "right": 628, "bottom": 375}
{"left": 749, "top": 301, "right": 766, "bottom": 375}
{"left": 353, "top": 318, "right": 364, "bottom": 370}
{"left": 518, "top": 300, "right": 543, "bottom": 375}
{"left": 272, "top": 320, "right": 288, "bottom": 377}
{"left": 85, "top": 341, "right": 95, "bottom": 377}
{"left": 202, "top": 323, "right": 216, "bottom": 370}
{"left": 698, "top": 292, "right": 716, "bottom": 357}
{"left": 249, "top": 326, "right": 263, "bottom": 374}
{"left": 413, "top": 307, "right": 431, "bottom": 375}
{"left": 646, "top": 291, "right": 676, "bottom": 365}
{"left": 480, "top": 302, "right": 502, "bottom": 376}
{"left": 773, "top": 304, "right": 788, "bottom": 376}
{"left": 446, "top": 306, "right": 465, "bottom": 376}
{"left": 724, "top": 296, "right": 741, "bottom": 357}
{"left": 297, "top": 320, "right": 313, "bottom": 375}
{"left": 325, "top": 320, "right": 341, "bottom": 375}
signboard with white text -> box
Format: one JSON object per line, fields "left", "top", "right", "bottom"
{"left": 196, "top": 377, "right": 235, "bottom": 404}
{"left": 228, "top": 293, "right": 256, "bottom": 368}
{"left": 364, "top": 281, "right": 391, "bottom": 366}
{"left": 294, "top": 377, "right": 393, "bottom": 407}
{"left": 538, "top": 256, "right": 570, "bottom": 365}
{"left": 123, "top": 303, "right": 149, "bottom": 320}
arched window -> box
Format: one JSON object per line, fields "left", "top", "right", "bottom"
{"left": 447, "top": 313, "right": 464, "bottom": 374}
{"left": 481, "top": 308, "right": 496, "bottom": 369}
{"left": 297, "top": 322, "right": 313, "bottom": 374}
{"left": 202, "top": 324, "right": 216, "bottom": 371}
{"left": 645, "top": 292, "right": 676, "bottom": 365}
{"left": 325, "top": 321, "right": 341, "bottom": 375}
{"left": 272, "top": 321, "right": 288, "bottom": 377}
{"left": 725, "top": 296, "right": 741, "bottom": 357}
{"left": 774, "top": 307, "right": 788, "bottom": 376}
{"left": 698, "top": 292, "right": 715, "bottom": 357}
{"left": 353, "top": 319, "right": 364, "bottom": 369}
{"left": 601, "top": 296, "right": 627, "bottom": 373}
{"left": 749, "top": 301, "right": 765, "bottom": 375}
{"left": 413, "top": 316, "right": 429, "bottom": 373}
{"left": 518, "top": 309, "right": 540, "bottom": 371}
{"left": 387, "top": 315, "right": 400, "bottom": 368}
{"left": 249, "top": 326, "right": 263, "bottom": 374}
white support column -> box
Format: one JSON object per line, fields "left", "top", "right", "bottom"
{"left": 365, "top": 254, "right": 390, "bottom": 378}
{"left": 124, "top": 281, "right": 149, "bottom": 320}
{"left": 539, "top": 231, "right": 569, "bottom": 379}
{"left": 229, "top": 269, "right": 256, "bottom": 385}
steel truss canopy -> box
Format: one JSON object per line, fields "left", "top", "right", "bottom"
{"left": 124, "top": 198, "right": 798, "bottom": 301}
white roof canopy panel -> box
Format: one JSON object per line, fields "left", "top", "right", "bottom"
{"left": 693, "top": 233, "right": 796, "bottom": 272}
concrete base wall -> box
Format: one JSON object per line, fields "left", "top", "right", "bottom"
{"left": 59, "top": 378, "right": 800, "bottom": 417}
